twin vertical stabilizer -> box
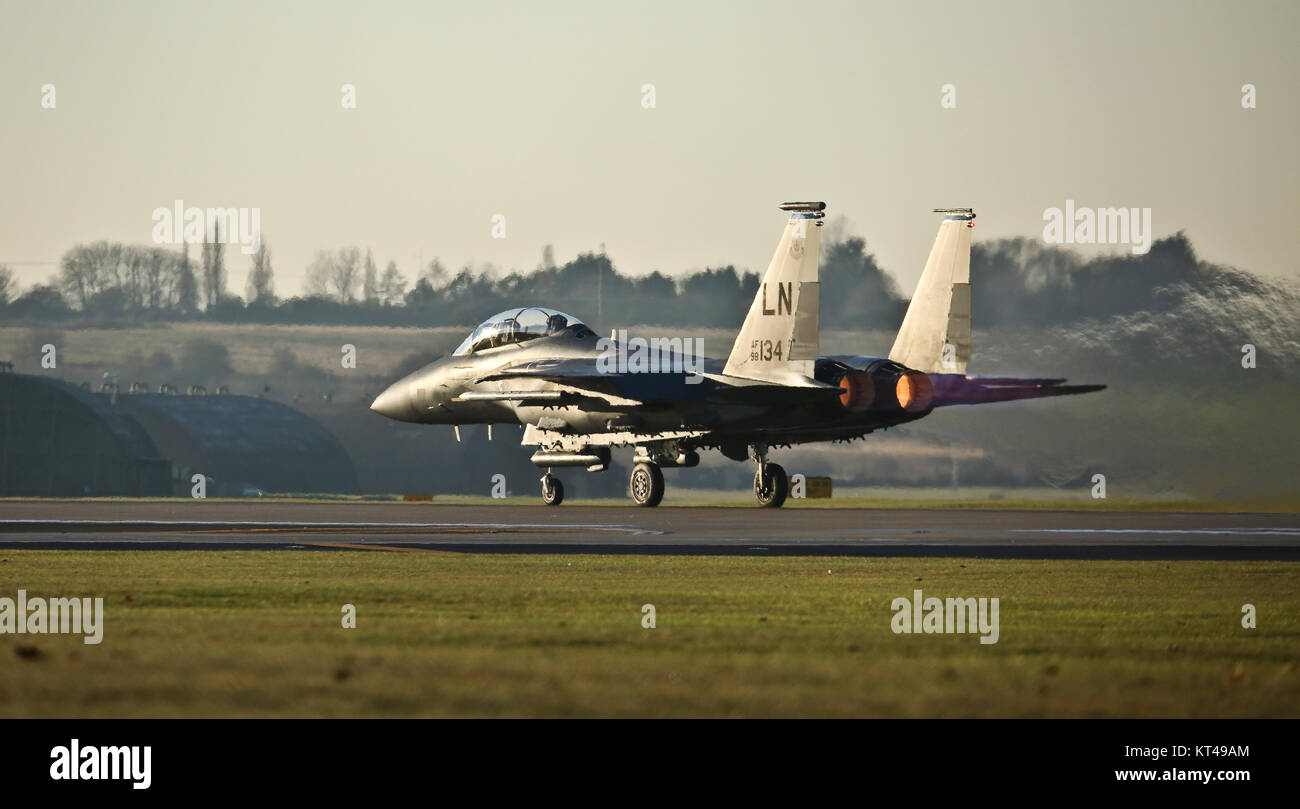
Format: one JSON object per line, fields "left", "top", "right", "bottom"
{"left": 724, "top": 204, "right": 976, "bottom": 383}
{"left": 888, "top": 209, "right": 975, "bottom": 374}
{"left": 723, "top": 202, "right": 824, "bottom": 385}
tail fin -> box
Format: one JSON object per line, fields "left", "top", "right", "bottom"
{"left": 888, "top": 208, "right": 975, "bottom": 374}
{"left": 723, "top": 202, "right": 824, "bottom": 385}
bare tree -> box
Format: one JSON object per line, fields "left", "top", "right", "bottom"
{"left": 201, "top": 222, "right": 226, "bottom": 310}
{"left": 245, "top": 240, "right": 275, "bottom": 305}
{"left": 177, "top": 241, "right": 198, "bottom": 314}
{"left": 362, "top": 248, "right": 378, "bottom": 305}
{"left": 58, "top": 243, "right": 106, "bottom": 308}
{"left": 332, "top": 247, "right": 362, "bottom": 302}
{"left": 200, "top": 240, "right": 213, "bottom": 308}
{"left": 305, "top": 246, "right": 363, "bottom": 303}
{"left": 378, "top": 260, "right": 407, "bottom": 305}
{"left": 143, "top": 247, "right": 169, "bottom": 310}
{"left": 0, "top": 264, "right": 17, "bottom": 305}
{"left": 421, "top": 257, "right": 447, "bottom": 288}
{"left": 304, "top": 250, "right": 333, "bottom": 298}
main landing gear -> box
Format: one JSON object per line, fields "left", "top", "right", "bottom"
{"left": 536, "top": 444, "right": 787, "bottom": 508}
{"left": 628, "top": 461, "right": 665, "bottom": 507}
{"left": 623, "top": 442, "right": 787, "bottom": 508}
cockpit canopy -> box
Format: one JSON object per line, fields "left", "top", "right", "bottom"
{"left": 453, "top": 307, "right": 591, "bottom": 355}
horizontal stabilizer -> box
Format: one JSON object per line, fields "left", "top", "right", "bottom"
{"left": 930, "top": 375, "right": 1106, "bottom": 407}
{"left": 961, "top": 376, "right": 1067, "bottom": 387}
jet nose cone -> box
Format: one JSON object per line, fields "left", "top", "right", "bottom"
{"left": 370, "top": 384, "right": 411, "bottom": 420}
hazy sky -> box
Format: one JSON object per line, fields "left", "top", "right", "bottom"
{"left": 2, "top": 0, "right": 1296, "bottom": 301}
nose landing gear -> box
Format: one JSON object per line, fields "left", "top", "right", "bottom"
{"left": 540, "top": 471, "right": 564, "bottom": 506}
{"left": 751, "top": 444, "right": 788, "bottom": 508}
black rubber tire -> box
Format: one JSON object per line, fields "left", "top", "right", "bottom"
{"left": 754, "top": 462, "right": 788, "bottom": 508}
{"left": 629, "top": 462, "right": 665, "bottom": 507}
{"left": 541, "top": 476, "right": 564, "bottom": 506}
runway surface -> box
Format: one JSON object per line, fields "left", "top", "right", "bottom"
{"left": 1, "top": 500, "right": 1298, "bottom": 559}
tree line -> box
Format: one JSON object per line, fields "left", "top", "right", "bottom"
{"left": 0, "top": 233, "right": 907, "bottom": 330}
{"left": 0, "top": 228, "right": 1253, "bottom": 333}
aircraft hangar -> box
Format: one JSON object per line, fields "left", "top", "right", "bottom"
{"left": 0, "top": 372, "right": 170, "bottom": 496}
{"left": 0, "top": 372, "right": 358, "bottom": 497}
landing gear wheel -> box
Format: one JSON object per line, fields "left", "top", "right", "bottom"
{"left": 629, "top": 462, "right": 665, "bottom": 507}
{"left": 540, "top": 474, "right": 564, "bottom": 506}
{"left": 754, "top": 462, "right": 788, "bottom": 508}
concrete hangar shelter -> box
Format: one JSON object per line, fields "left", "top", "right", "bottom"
{"left": 0, "top": 372, "right": 358, "bottom": 497}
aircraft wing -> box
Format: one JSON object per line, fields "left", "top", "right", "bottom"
{"left": 479, "top": 358, "right": 838, "bottom": 405}
{"left": 455, "top": 388, "right": 643, "bottom": 407}
{"left": 930, "top": 374, "right": 1106, "bottom": 407}
{"left": 476, "top": 358, "right": 618, "bottom": 384}
{"left": 474, "top": 359, "right": 700, "bottom": 408}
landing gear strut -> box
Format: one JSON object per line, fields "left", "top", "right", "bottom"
{"left": 540, "top": 470, "right": 564, "bottom": 506}
{"left": 751, "top": 444, "right": 788, "bottom": 508}
{"left": 628, "top": 461, "right": 665, "bottom": 507}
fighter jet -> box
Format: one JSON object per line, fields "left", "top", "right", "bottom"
{"left": 371, "top": 203, "right": 1104, "bottom": 507}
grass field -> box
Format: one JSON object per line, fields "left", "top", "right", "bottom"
{"left": 1, "top": 550, "right": 1296, "bottom": 717}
